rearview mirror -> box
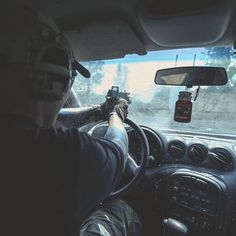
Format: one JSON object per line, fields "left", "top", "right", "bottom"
{"left": 154, "top": 66, "right": 228, "bottom": 87}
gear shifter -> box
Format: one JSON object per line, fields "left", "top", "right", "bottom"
{"left": 163, "top": 218, "right": 188, "bottom": 236}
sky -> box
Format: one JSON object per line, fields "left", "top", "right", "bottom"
{"left": 93, "top": 47, "right": 208, "bottom": 102}
{"left": 105, "top": 47, "right": 205, "bottom": 64}
{"left": 79, "top": 47, "right": 207, "bottom": 102}
{"left": 96, "top": 59, "right": 205, "bottom": 102}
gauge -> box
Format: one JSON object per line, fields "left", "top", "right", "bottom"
{"left": 127, "top": 126, "right": 164, "bottom": 168}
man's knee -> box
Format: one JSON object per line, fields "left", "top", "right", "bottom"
{"left": 80, "top": 220, "right": 115, "bottom": 236}
{"left": 80, "top": 200, "right": 142, "bottom": 236}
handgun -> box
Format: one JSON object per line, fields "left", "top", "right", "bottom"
{"left": 106, "top": 86, "right": 131, "bottom": 104}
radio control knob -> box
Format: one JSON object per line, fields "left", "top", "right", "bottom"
{"left": 173, "top": 186, "right": 179, "bottom": 192}
{"left": 172, "top": 196, "right": 178, "bottom": 202}
{"left": 197, "top": 217, "right": 211, "bottom": 231}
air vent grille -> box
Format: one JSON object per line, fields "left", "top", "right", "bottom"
{"left": 210, "top": 148, "right": 233, "bottom": 170}
{"left": 168, "top": 141, "right": 186, "bottom": 158}
{"left": 188, "top": 144, "right": 207, "bottom": 162}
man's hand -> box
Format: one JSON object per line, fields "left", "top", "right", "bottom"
{"left": 110, "top": 98, "right": 128, "bottom": 121}
{"left": 99, "top": 98, "right": 128, "bottom": 121}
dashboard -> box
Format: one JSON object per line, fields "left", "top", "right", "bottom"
{"left": 127, "top": 126, "right": 236, "bottom": 236}
{"left": 81, "top": 120, "right": 236, "bottom": 235}
{"left": 128, "top": 126, "right": 236, "bottom": 172}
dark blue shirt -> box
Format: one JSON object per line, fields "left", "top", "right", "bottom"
{"left": 0, "top": 115, "right": 123, "bottom": 235}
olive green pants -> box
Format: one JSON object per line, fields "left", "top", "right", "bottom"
{"left": 80, "top": 199, "right": 142, "bottom": 236}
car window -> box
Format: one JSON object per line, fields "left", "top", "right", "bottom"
{"left": 72, "top": 47, "right": 236, "bottom": 135}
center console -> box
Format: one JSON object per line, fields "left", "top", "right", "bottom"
{"left": 164, "top": 171, "right": 228, "bottom": 236}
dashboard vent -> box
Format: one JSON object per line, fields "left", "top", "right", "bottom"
{"left": 188, "top": 144, "right": 207, "bottom": 162}
{"left": 168, "top": 141, "right": 186, "bottom": 158}
{"left": 209, "top": 148, "right": 233, "bottom": 170}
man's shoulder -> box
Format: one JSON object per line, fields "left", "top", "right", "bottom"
{"left": 55, "top": 127, "right": 91, "bottom": 143}
{"left": 54, "top": 127, "right": 123, "bottom": 164}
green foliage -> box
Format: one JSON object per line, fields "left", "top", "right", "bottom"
{"left": 73, "top": 61, "right": 130, "bottom": 106}
{"left": 73, "top": 61, "right": 105, "bottom": 105}
{"left": 204, "top": 47, "right": 236, "bottom": 92}
{"left": 227, "top": 65, "right": 236, "bottom": 87}
{"left": 205, "top": 47, "right": 233, "bottom": 68}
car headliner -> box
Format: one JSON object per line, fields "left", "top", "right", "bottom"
{"left": 15, "top": 0, "right": 236, "bottom": 61}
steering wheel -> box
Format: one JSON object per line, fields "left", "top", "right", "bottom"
{"left": 89, "top": 118, "right": 149, "bottom": 199}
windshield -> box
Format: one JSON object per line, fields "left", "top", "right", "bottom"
{"left": 72, "top": 47, "right": 236, "bottom": 136}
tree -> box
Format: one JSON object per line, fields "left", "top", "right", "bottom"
{"left": 113, "top": 64, "right": 129, "bottom": 90}
{"left": 205, "top": 47, "right": 232, "bottom": 68}
{"left": 73, "top": 60, "right": 105, "bottom": 104}
{"left": 204, "top": 47, "right": 236, "bottom": 91}
{"left": 227, "top": 65, "right": 236, "bottom": 88}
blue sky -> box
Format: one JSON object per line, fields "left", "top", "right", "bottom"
{"left": 105, "top": 47, "right": 205, "bottom": 64}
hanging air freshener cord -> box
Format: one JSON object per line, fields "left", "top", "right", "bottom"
{"left": 193, "top": 86, "right": 200, "bottom": 101}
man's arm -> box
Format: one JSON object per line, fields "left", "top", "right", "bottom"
{"left": 57, "top": 105, "right": 104, "bottom": 128}
{"left": 74, "top": 98, "right": 129, "bottom": 182}
{"left": 105, "top": 112, "right": 128, "bottom": 169}
{"left": 64, "top": 99, "right": 129, "bottom": 227}
{"left": 58, "top": 98, "right": 129, "bottom": 167}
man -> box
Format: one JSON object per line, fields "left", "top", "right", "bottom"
{"left": 0, "top": 3, "right": 141, "bottom": 236}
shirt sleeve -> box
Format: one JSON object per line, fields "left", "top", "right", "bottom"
{"left": 62, "top": 129, "right": 124, "bottom": 233}
{"left": 78, "top": 131, "right": 124, "bottom": 190}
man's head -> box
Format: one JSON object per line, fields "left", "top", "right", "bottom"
{"left": 0, "top": 3, "right": 89, "bottom": 127}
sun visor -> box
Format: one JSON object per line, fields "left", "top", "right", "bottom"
{"left": 138, "top": 0, "right": 231, "bottom": 47}
{"left": 65, "top": 19, "right": 146, "bottom": 61}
